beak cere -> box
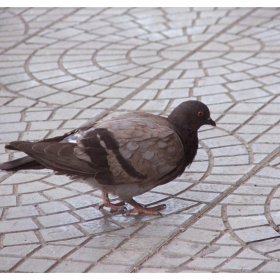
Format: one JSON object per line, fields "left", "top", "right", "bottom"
{"left": 207, "top": 118, "right": 216, "bottom": 127}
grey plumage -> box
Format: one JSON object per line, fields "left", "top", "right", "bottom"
{"left": 0, "top": 100, "right": 216, "bottom": 215}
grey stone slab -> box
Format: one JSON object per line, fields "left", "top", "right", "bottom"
{"left": 15, "top": 258, "right": 57, "bottom": 273}
{"left": 179, "top": 227, "right": 220, "bottom": 244}
{"left": 143, "top": 250, "right": 192, "bottom": 268}
{"left": 74, "top": 207, "right": 104, "bottom": 220}
{"left": 39, "top": 201, "right": 70, "bottom": 214}
{"left": 0, "top": 218, "right": 38, "bottom": 233}
{"left": 187, "top": 257, "right": 226, "bottom": 270}
{"left": 235, "top": 226, "right": 279, "bottom": 243}
{"left": 0, "top": 185, "right": 13, "bottom": 196}
{"left": 21, "top": 193, "right": 48, "bottom": 205}
{"left": 0, "top": 256, "right": 21, "bottom": 272}
{"left": 102, "top": 249, "right": 150, "bottom": 266}
{"left": 85, "top": 235, "right": 126, "bottom": 249}
{"left": 6, "top": 205, "right": 39, "bottom": 219}
{"left": 65, "top": 194, "right": 102, "bottom": 208}
{"left": 17, "top": 182, "right": 53, "bottom": 194}
{"left": 40, "top": 225, "right": 84, "bottom": 242}
{"left": 200, "top": 245, "right": 241, "bottom": 258}
{"left": 120, "top": 236, "right": 165, "bottom": 251}
{"left": 31, "top": 245, "right": 74, "bottom": 259}
{"left": 223, "top": 258, "right": 263, "bottom": 272}
{"left": 37, "top": 212, "right": 79, "bottom": 227}
{"left": 0, "top": 244, "right": 40, "bottom": 257}
{"left": 3, "top": 231, "right": 39, "bottom": 246}
{"left": 179, "top": 191, "right": 220, "bottom": 202}
{"left": 259, "top": 261, "right": 280, "bottom": 272}
{"left": 79, "top": 219, "right": 121, "bottom": 235}
{"left": 88, "top": 263, "right": 132, "bottom": 273}
{"left": 51, "top": 261, "right": 92, "bottom": 273}
{"left": 1, "top": 172, "right": 47, "bottom": 185}
{"left": 228, "top": 215, "right": 268, "bottom": 230}
{"left": 137, "top": 224, "right": 178, "bottom": 238}
{"left": 43, "top": 188, "right": 78, "bottom": 200}
{"left": 163, "top": 239, "right": 206, "bottom": 256}
{"left": 66, "top": 247, "right": 110, "bottom": 262}
{"left": 0, "top": 195, "right": 16, "bottom": 207}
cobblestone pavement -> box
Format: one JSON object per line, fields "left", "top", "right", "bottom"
{"left": 1, "top": 7, "right": 280, "bottom": 273}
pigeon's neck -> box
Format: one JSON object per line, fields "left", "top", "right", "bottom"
{"left": 168, "top": 118, "right": 199, "bottom": 168}
{"left": 168, "top": 111, "right": 198, "bottom": 132}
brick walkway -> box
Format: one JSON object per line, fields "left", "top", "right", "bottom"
{"left": 1, "top": 7, "right": 280, "bottom": 272}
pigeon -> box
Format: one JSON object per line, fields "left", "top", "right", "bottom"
{"left": 0, "top": 100, "right": 216, "bottom": 215}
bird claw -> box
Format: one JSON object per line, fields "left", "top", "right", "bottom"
{"left": 124, "top": 203, "right": 166, "bottom": 216}
{"left": 99, "top": 201, "right": 126, "bottom": 212}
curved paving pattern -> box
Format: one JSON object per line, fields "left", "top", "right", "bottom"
{"left": 1, "top": 7, "right": 280, "bottom": 272}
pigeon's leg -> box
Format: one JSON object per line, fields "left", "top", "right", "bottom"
{"left": 125, "top": 198, "right": 166, "bottom": 215}
{"left": 99, "top": 190, "right": 126, "bottom": 212}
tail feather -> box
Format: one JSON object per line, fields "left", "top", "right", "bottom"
{"left": 0, "top": 156, "right": 43, "bottom": 171}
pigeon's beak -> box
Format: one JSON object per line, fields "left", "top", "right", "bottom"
{"left": 207, "top": 118, "right": 216, "bottom": 127}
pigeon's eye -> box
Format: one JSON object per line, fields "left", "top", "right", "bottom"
{"left": 198, "top": 110, "right": 204, "bottom": 117}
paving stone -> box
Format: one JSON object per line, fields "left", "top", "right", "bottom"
{"left": 39, "top": 201, "right": 70, "bottom": 214}
{"left": 0, "top": 195, "right": 16, "bottom": 207}
{"left": 51, "top": 261, "right": 91, "bottom": 273}
{"left": 43, "top": 188, "right": 78, "bottom": 200}
{"left": 0, "top": 244, "right": 40, "bottom": 257}
{"left": 74, "top": 207, "right": 104, "bottom": 221}
{"left": 79, "top": 219, "right": 121, "bottom": 235}
{"left": 0, "top": 256, "right": 21, "bottom": 272}
{"left": 15, "top": 258, "right": 57, "bottom": 273}
{"left": 50, "top": 237, "right": 88, "bottom": 246}
{"left": 193, "top": 216, "right": 226, "bottom": 231}
{"left": 66, "top": 247, "right": 110, "bottom": 262}
{"left": 179, "top": 191, "right": 220, "bottom": 202}
{"left": 144, "top": 250, "right": 192, "bottom": 268}
{"left": 137, "top": 224, "right": 177, "bottom": 238}
{"left": 164, "top": 239, "right": 206, "bottom": 256}
{"left": 89, "top": 264, "right": 132, "bottom": 273}
{"left": 235, "top": 226, "right": 279, "bottom": 243}
{"left": 117, "top": 100, "right": 145, "bottom": 111}
{"left": 199, "top": 245, "right": 241, "bottom": 258}
{"left": 222, "top": 258, "right": 264, "bottom": 272}
{"left": 259, "top": 261, "right": 280, "bottom": 273}
{"left": 3, "top": 231, "right": 39, "bottom": 246}
{"left": 187, "top": 257, "right": 226, "bottom": 270}
{"left": 120, "top": 236, "right": 164, "bottom": 251}
{"left": 250, "top": 238, "right": 280, "bottom": 253}
{"left": 64, "top": 194, "right": 102, "bottom": 208}
{"left": 85, "top": 235, "right": 126, "bottom": 249}
{"left": 31, "top": 245, "right": 74, "bottom": 259}
{"left": 215, "top": 233, "right": 241, "bottom": 246}
{"left": 37, "top": 212, "right": 79, "bottom": 227}
{"left": 18, "top": 181, "right": 53, "bottom": 194}
{"left": 6, "top": 205, "right": 39, "bottom": 219}
{"left": 40, "top": 225, "right": 84, "bottom": 242}
{"left": 1, "top": 173, "right": 47, "bottom": 184}
{"left": 21, "top": 193, "right": 48, "bottom": 205}
{"left": 102, "top": 249, "right": 150, "bottom": 266}
{"left": 178, "top": 227, "right": 220, "bottom": 244}
{"left": 227, "top": 205, "right": 265, "bottom": 216}
{"left": 140, "top": 100, "right": 169, "bottom": 111}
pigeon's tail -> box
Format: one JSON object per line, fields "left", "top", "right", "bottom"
{"left": 0, "top": 156, "right": 44, "bottom": 171}
{"left": 0, "top": 143, "right": 44, "bottom": 171}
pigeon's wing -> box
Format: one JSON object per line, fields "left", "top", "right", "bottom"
{"left": 1, "top": 122, "right": 97, "bottom": 172}
{"left": 76, "top": 117, "right": 185, "bottom": 186}
{"left": 6, "top": 141, "right": 99, "bottom": 176}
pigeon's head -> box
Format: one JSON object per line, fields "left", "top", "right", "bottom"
{"left": 168, "top": 100, "right": 216, "bottom": 131}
